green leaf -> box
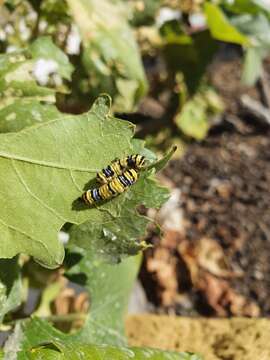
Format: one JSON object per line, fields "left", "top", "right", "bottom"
{"left": 66, "top": 0, "right": 148, "bottom": 112}
{"left": 242, "top": 46, "right": 264, "bottom": 85}
{"left": 21, "top": 341, "right": 201, "bottom": 360}
{"left": 0, "top": 38, "right": 73, "bottom": 133}
{"left": 68, "top": 171, "right": 169, "bottom": 261}
{"left": 63, "top": 150, "right": 171, "bottom": 344}
{"left": 0, "top": 95, "right": 169, "bottom": 268}
{"left": 0, "top": 52, "right": 55, "bottom": 100}
{"left": 176, "top": 98, "right": 209, "bottom": 140}
{"left": 228, "top": 13, "right": 270, "bottom": 84}
{"left": 224, "top": 0, "right": 270, "bottom": 16}
{"left": 0, "top": 99, "right": 60, "bottom": 133}
{"left": 14, "top": 316, "right": 202, "bottom": 359}
{"left": 66, "top": 252, "right": 140, "bottom": 345}
{"left": 68, "top": 140, "right": 171, "bottom": 262}
{"left": 0, "top": 257, "right": 22, "bottom": 322}
{"left": 130, "top": 0, "right": 161, "bottom": 27}
{"left": 175, "top": 87, "right": 223, "bottom": 140}
{"left": 148, "top": 146, "right": 177, "bottom": 173}
{"left": 230, "top": 13, "right": 270, "bottom": 47}
{"left": 162, "top": 30, "right": 217, "bottom": 94}
{"left": 29, "top": 37, "right": 74, "bottom": 81}
{"left": 204, "top": 3, "right": 250, "bottom": 45}
{"left": 7, "top": 251, "right": 201, "bottom": 358}
{"left": 12, "top": 255, "right": 139, "bottom": 349}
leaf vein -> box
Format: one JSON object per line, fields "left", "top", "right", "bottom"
{"left": 11, "top": 159, "right": 68, "bottom": 222}
{"left": 0, "top": 217, "right": 52, "bottom": 258}
{"left": 0, "top": 153, "right": 99, "bottom": 172}
{"left": 69, "top": 170, "right": 83, "bottom": 193}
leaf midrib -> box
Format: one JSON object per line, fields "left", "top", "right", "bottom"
{"left": 0, "top": 152, "right": 99, "bottom": 172}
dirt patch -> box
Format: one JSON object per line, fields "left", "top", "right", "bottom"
{"left": 209, "top": 56, "right": 261, "bottom": 115}
{"left": 140, "top": 53, "right": 270, "bottom": 317}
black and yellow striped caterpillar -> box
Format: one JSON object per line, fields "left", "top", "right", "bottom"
{"left": 82, "top": 168, "right": 138, "bottom": 205}
{"left": 96, "top": 154, "right": 145, "bottom": 184}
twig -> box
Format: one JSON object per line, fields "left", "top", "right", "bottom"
{"left": 42, "top": 313, "right": 87, "bottom": 323}
{"left": 260, "top": 70, "right": 270, "bottom": 109}
{"left": 240, "top": 94, "right": 270, "bottom": 126}
{"left": 259, "top": 69, "right": 270, "bottom": 110}
{"left": 4, "top": 313, "right": 87, "bottom": 326}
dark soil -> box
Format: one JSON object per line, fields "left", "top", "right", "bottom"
{"left": 140, "top": 53, "right": 270, "bottom": 317}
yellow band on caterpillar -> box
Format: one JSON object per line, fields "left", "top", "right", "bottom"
{"left": 96, "top": 154, "right": 145, "bottom": 184}
{"left": 82, "top": 168, "right": 139, "bottom": 205}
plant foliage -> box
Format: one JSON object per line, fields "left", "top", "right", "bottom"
{"left": 0, "top": 46, "right": 183, "bottom": 357}
{"left": 2, "top": 0, "right": 269, "bottom": 357}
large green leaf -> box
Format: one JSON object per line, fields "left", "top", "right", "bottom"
{"left": 19, "top": 340, "right": 202, "bottom": 360}
{"left": 0, "top": 95, "right": 170, "bottom": 268}
{"left": 0, "top": 257, "right": 22, "bottom": 322}
{"left": 68, "top": 171, "right": 169, "bottom": 261}
{"left": 10, "top": 316, "right": 201, "bottom": 359}
{"left": 204, "top": 3, "right": 250, "bottom": 45}
{"left": 66, "top": 0, "right": 148, "bottom": 112}
{"left": 68, "top": 140, "right": 171, "bottom": 262}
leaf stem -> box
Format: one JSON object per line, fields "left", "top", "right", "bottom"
{"left": 4, "top": 313, "right": 87, "bottom": 326}
{"left": 42, "top": 313, "right": 87, "bottom": 323}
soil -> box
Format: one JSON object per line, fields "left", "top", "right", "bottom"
{"left": 139, "top": 52, "right": 270, "bottom": 317}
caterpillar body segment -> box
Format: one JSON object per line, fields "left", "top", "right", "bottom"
{"left": 96, "top": 154, "right": 145, "bottom": 184}
{"left": 83, "top": 168, "right": 138, "bottom": 205}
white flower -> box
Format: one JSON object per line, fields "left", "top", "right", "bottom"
{"left": 19, "top": 19, "right": 31, "bottom": 41}
{"left": 66, "top": 24, "right": 81, "bottom": 55}
{"left": 33, "top": 58, "right": 59, "bottom": 86}
{"left": 6, "top": 45, "right": 18, "bottom": 53}
{"left": 0, "top": 29, "right": 6, "bottom": 41}
{"left": 189, "top": 12, "right": 206, "bottom": 28}
{"left": 5, "top": 24, "right": 15, "bottom": 35}
{"left": 58, "top": 231, "right": 70, "bottom": 244}
{"left": 38, "top": 19, "right": 48, "bottom": 32}
{"left": 156, "top": 7, "right": 181, "bottom": 28}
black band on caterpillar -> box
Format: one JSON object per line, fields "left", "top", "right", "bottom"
{"left": 96, "top": 154, "right": 145, "bottom": 184}
{"left": 83, "top": 168, "right": 138, "bottom": 205}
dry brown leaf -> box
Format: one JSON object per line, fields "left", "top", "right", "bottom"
{"left": 147, "top": 248, "right": 179, "bottom": 306}
{"left": 161, "top": 230, "right": 183, "bottom": 250}
{"left": 198, "top": 273, "right": 260, "bottom": 317}
{"left": 196, "top": 238, "right": 239, "bottom": 278}
{"left": 178, "top": 240, "right": 199, "bottom": 285}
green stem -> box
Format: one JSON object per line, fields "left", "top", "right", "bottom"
{"left": 43, "top": 313, "right": 87, "bottom": 323}
{"left": 4, "top": 313, "right": 87, "bottom": 326}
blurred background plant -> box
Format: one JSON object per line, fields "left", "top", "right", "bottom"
{"left": 1, "top": 0, "right": 269, "bottom": 141}
{"left": 1, "top": 0, "right": 270, "bottom": 357}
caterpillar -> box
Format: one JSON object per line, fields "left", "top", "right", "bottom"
{"left": 82, "top": 168, "right": 138, "bottom": 205}
{"left": 96, "top": 154, "right": 145, "bottom": 184}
